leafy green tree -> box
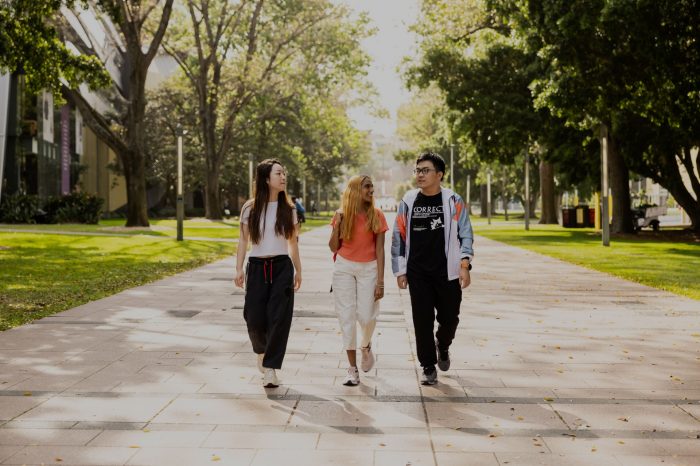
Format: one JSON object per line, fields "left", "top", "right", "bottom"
{"left": 1, "top": 0, "right": 174, "bottom": 226}
{"left": 406, "top": 3, "right": 596, "bottom": 223}
{"left": 61, "top": 0, "right": 175, "bottom": 227}
{"left": 163, "top": 0, "right": 372, "bottom": 218}
{"left": 0, "top": 0, "right": 109, "bottom": 92}
{"left": 492, "top": 0, "right": 699, "bottom": 231}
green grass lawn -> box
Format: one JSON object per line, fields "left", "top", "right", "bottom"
{"left": 0, "top": 232, "right": 236, "bottom": 330}
{"left": 473, "top": 223, "right": 700, "bottom": 300}
{"left": 0, "top": 215, "right": 333, "bottom": 330}
{"left": 0, "top": 218, "right": 240, "bottom": 240}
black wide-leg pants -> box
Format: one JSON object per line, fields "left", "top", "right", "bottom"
{"left": 244, "top": 255, "right": 295, "bottom": 369}
{"left": 407, "top": 270, "right": 462, "bottom": 368}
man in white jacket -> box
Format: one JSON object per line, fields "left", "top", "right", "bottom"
{"left": 391, "top": 152, "right": 474, "bottom": 385}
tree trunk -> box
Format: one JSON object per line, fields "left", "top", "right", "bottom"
{"left": 205, "top": 167, "right": 222, "bottom": 219}
{"left": 480, "top": 184, "right": 488, "bottom": 217}
{"left": 608, "top": 135, "right": 634, "bottom": 234}
{"left": 122, "top": 152, "right": 149, "bottom": 226}
{"left": 539, "top": 160, "right": 557, "bottom": 224}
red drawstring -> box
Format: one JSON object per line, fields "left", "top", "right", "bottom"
{"left": 262, "top": 259, "right": 274, "bottom": 284}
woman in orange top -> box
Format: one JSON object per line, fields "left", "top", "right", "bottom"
{"left": 329, "top": 175, "right": 389, "bottom": 386}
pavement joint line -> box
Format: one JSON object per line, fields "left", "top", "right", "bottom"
{"left": 4, "top": 392, "right": 697, "bottom": 406}
{"left": 1, "top": 421, "right": 697, "bottom": 440}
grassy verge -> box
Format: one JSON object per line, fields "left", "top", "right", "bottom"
{"left": 0, "top": 232, "right": 236, "bottom": 330}
{"left": 473, "top": 223, "right": 700, "bottom": 300}
{"left": 0, "top": 218, "right": 239, "bottom": 240}
{"left": 301, "top": 215, "right": 333, "bottom": 232}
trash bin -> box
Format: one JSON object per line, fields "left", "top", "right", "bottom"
{"left": 561, "top": 207, "right": 576, "bottom": 227}
{"left": 588, "top": 208, "right": 596, "bottom": 227}
{"left": 575, "top": 205, "right": 590, "bottom": 227}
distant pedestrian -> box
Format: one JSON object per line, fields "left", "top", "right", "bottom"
{"left": 329, "top": 175, "right": 389, "bottom": 386}
{"left": 235, "top": 159, "right": 302, "bottom": 388}
{"left": 391, "top": 152, "right": 473, "bottom": 385}
{"left": 292, "top": 196, "right": 306, "bottom": 223}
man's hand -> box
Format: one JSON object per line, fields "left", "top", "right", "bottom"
{"left": 397, "top": 275, "right": 408, "bottom": 289}
{"left": 234, "top": 269, "right": 245, "bottom": 288}
{"left": 459, "top": 268, "right": 471, "bottom": 289}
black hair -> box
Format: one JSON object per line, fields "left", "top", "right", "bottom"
{"left": 247, "top": 159, "right": 295, "bottom": 244}
{"left": 416, "top": 151, "right": 446, "bottom": 179}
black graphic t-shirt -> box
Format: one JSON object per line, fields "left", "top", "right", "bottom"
{"left": 408, "top": 191, "right": 446, "bottom": 276}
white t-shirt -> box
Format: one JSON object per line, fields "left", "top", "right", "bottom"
{"left": 241, "top": 200, "right": 298, "bottom": 257}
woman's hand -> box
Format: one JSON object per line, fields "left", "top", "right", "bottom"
{"left": 234, "top": 269, "right": 245, "bottom": 288}
{"left": 294, "top": 273, "right": 302, "bottom": 291}
{"left": 374, "top": 283, "right": 384, "bottom": 301}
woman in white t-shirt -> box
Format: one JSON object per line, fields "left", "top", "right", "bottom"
{"left": 234, "top": 159, "right": 302, "bottom": 388}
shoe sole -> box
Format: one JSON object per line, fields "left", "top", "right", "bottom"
{"left": 264, "top": 383, "right": 279, "bottom": 388}
{"left": 421, "top": 380, "right": 437, "bottom": 385}
{"left": 343, "top": 381, "right": 359, "bottom": 386}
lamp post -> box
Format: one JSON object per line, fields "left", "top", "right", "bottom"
{"left": 466, "top": 173, "right": 471, "bottom": 213}
{"left": 487, "top": 169, "right": 492, "bottom": 225}
{"left": 600, "top": 124, "right": 610, "bottom": 246}
{"left": 176, "top": 124, "right": 185, "bottom": 241}
{"left": 524, "top": 151, "right": 530, "bottom": 231}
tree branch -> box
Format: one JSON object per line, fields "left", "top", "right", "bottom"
{"left": 679, "top": 146, "right": 700, "bottom": 199}
{"left": 62, "top": 84, "right": 128, "bottom": 156}
{"left": 144, "top": 0, "right": 175, "bottom": 64}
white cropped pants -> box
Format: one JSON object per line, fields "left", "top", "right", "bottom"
{"left": 332, "top": 255, "right": 380, "bottom": 350}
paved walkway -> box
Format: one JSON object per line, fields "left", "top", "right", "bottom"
{"left": 1, "top": 221, "right": 699, "bottom": 465}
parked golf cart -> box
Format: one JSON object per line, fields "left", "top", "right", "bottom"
{"left": 632, "top": 205, "right": 667, "bottom": 231}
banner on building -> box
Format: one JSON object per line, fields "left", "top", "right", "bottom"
{"left": 42, "top": 90, "right": 54, "bottom": 143}
{"left": 61, "top": 105, "right": 70, "bottom": 194}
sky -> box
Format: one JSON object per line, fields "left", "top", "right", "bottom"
{"left": 336, "top": 0, "right": 421, "bottom": 139}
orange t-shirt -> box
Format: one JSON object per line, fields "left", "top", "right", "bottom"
{"left": 331, "top": 209, "right": 389, "bottom": 262}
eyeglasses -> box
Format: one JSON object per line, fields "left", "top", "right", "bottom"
{"left": 413, "top": 167, "right": 435, "bottom": 176}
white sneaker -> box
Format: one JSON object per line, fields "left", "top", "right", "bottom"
{"left": 263, "top": 368, "right": 279, "bottom": 388}
{"left": 343, "top": 366, "right": 360, "bottom": 386}
{"left": 257, "top": 353, "right": 265, "bottom": 374}
{"left": 360, "top": 344, "right": 375, "bottom": 372}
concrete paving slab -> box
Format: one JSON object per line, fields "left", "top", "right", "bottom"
{"left": 2, "top": 445, "right": 137, "bottom": 465}
{"left": 1, "top": 219, "right": 699, "bottom": 464}
{"left": 125, "top": 447, "right": 254, "bottom": 466}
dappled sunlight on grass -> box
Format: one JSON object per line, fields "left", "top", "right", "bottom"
{"left": 0, "top": 232, "right": 236, "bottom": 330}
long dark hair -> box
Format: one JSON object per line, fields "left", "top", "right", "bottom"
{"left": 247, "top": 159, "right": 295, "bottom": 244}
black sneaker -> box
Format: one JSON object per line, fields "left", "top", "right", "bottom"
{"left": 436, "top": 338, "right": 450, "bottom": 371}
{"left": 421, "top": 365, "right": 437, "bottom": 385}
